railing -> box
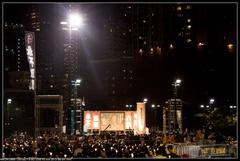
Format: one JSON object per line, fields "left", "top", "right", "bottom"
{"left": 170, "top": 143, "right": 237, "bottom": 158}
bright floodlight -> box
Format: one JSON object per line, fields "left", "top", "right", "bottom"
{"left": 176, "top": 79, "right": 181, "bottom": 84}
{"left": 209, "top": 98, "right": 215, "bottom": 104}
{"left": 69, "top": 13, "right": 84, "bottom": 27}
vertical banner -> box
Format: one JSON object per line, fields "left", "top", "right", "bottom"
{"left": 136, "top": 102, "right": 146, "bottom": 134}
{"left": 25, "top": 32, "right": 35, "bottom": 90}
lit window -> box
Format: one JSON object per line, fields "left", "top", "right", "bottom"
{"left": 187, "top": 25, "right": 191, "bottom": 29}
{"left": 156, "top": 46, "right": 161, "bottom": 54}
{"left": 123, "top": 50, "right": 126, "bottom": 54}
{"left": 150, "top": 48, "right": 154, "bottom": 52}
{"left": 177, "top": 6, "right": 182, "bottom": 11}
{"left": 143, "top": 20, "right": 146, "bottom": 23}
{"left": 152, "top": 13, "right": 154, "bottom": 16}
{"left": 50, "top": 85, "right": 53, "bottom": 88}
{"left": 144, "top": 41, "right": 147, "bottom": 45}
{"left": 187, "top": 19, "right": 191, "bottom": 23}
{"left": 186, "top": 5, "right": 191, "bottom": 10}
{"left": 198, "top": 42, "right": 205, "bottom": 48}
{"left": 170, "top": 44, "right": 174, "bottom": 49}
{"left": 125, "top": 14, "right": 127, "bottom": 17}
{"left": 51, "top": 74, "right": 53, "bottom": 78}
{"left": 227, "top": 44, "right": 234, "bottom": 51}
{"left": 122, "top": 33, "right": 126, "bottom": 36}
{"left": 129, "top": 29, "right": 132, "bottom": 32}
{"left": 139, "top": 49, "right": 143, "bottom": 54}
{"left": 139, "top": 36, "right": 142, "bottom": 40}
{"left": 110, "top": 29, "right": 113, "bottom": 32}
{"left": 186, "top": 39, "right": 192, "bottom": 43}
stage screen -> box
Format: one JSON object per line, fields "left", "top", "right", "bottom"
{"left": 100, "top": 112, "right": 124, "bottom": 131}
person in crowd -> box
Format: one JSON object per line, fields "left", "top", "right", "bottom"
{"left": 166, "top": 144, "right": 180, "bottom": 158}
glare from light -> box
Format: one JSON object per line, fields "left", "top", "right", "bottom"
{"left": 60, "top": 21, "right": 68, "bottom": 25}
{"left": 71, "top": 27, "right": 79, "bottom": 31}
{"left": 69, "top": 13, "right": 84, "bottom": 27}
{"left": 151, "top": 104, "right": 155, "bottom": 108}
{"left": 230, "top": 106, "right": 233, "bottom": 109}
{"left": 200, "top": 105, "right": 204, "bottom": 108}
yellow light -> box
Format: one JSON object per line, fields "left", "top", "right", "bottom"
{"left": 177, "top": 6, "right": 182, "bottom": 11}
{"left": 227, "top": 44, "right": 234, "bottom": 50}
{"left": 198, "top": 42, "right": 205, "bottom": 47}
{"left": 186, "top": 5, "right": 191, "bottom": 10}
{"left": 186, "top": 39, "right": 192, "bottom": 43}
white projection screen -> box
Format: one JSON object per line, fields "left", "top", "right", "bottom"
{"left": 100, "top": 112, "right": 125, "bottom": 131}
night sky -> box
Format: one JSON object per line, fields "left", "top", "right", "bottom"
{"left": 3, "top": 3, "right": 237, "bottom": 112}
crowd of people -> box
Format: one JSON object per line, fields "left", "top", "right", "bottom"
{"left": 2, "top": 129, "right": 237, "bottom": 158}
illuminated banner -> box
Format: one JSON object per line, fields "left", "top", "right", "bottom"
{"left": 25, "top": 32, "right": 35, "bottom": 90}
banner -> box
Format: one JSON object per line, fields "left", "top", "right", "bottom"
{"left": 25, "top": 32, "right": 35, "bottom": 90}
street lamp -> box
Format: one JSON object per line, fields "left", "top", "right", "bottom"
{"left": 143, "top": 98, "right": 148, "bottom": 103}
{"left": 209, "top": 98, "right": 215, "bottom": 105}
{"left": 172, "top": 78, "right": 182, "bottom": 131}
{"left": 6, "top": 98, "right": 12, "bottom": 125}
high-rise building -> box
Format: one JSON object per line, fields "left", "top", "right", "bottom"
{"left": 3, "top": 19, "right": 35, "bottom": 137}
{"left": 25, "top": 5, "right": 59, "bottom": 95}
{"left": 90, "top": 5, "right": 136, "bottom": 109}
